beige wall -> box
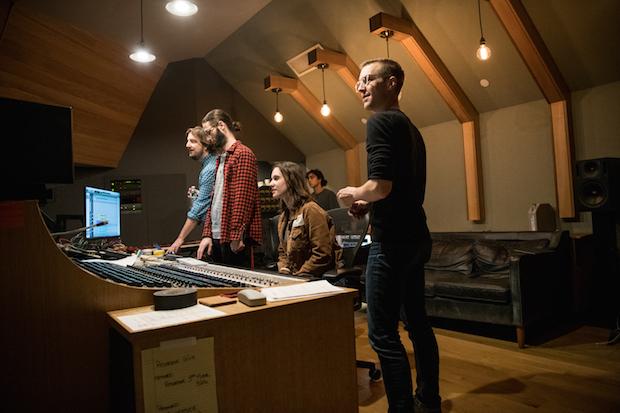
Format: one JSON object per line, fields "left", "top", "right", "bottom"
{"left": 305, "top": 142, "right": 367, "bottom": 205}
{"left": 425, "top": 99, "right": 557, "bottom": 231}
{"left": 305, "top": 81, "right": 620, "bottom": 233}
{"left": 572, "top": 81, "right": 620, "bottom": 160}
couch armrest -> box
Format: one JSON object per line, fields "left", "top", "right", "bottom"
{"left": 509, "top": 246, "right": 570, "bottom": 326}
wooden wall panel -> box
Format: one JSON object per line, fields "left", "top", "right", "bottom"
{"left": 0, "top": 4, "right": 165, "bottom": 167}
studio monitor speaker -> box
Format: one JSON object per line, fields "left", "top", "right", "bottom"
{"left": 574, "top": 158, "right": 620, "bottom": 212}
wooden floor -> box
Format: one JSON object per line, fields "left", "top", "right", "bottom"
{"left": 354, "top": 308, "right": 620, "bottom": 413}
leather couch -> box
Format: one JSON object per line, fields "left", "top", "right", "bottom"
{"left": 423, "top": 231, "right": 570, "bottom": 348}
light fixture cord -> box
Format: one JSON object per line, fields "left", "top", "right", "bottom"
{"left": 385, "top": 35, "right": 390, "bottom": 58}
{"left": 321, "top": 66, "right": 326, "bottom": 103}
{"left": 478, "top": 0, "right": 484, "bottom": 39}
{"left": 275, "top": 90, "right": 279, "bottom": 111}
{"left": 140, "top": 0, "right": 144, "bottom": 43}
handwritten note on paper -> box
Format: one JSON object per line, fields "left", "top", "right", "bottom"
{"left": 142, "top": 337, "right": 218, "bottom": 413}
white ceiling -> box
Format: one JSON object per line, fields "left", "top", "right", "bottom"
{"left": 17, "top": 0, "right": 620, "bottom": 156}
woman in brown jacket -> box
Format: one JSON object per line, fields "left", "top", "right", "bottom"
{"left": 270, "top": 161, "right": 340, "bottom": 277}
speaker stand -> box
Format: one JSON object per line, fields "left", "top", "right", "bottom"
{"left": 588, "top": 213, "right": 620, "bottom": 333}
{"left": 607, "top": 314, "right": 620, "bottom": 345}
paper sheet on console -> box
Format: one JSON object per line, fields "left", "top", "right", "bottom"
{"left": 82, "top": 254, "right": 137, "bottom": 266}
{"left": 118, "top": 304, "right": 225, "bottom": 332}
{"left": 261, "top": 280, "right": 344, "bottom": 302}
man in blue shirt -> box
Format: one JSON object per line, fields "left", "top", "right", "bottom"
{"left": 168, "top": 126, "right": 217, "bottom": 254}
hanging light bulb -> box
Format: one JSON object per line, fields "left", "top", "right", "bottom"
{"left": 165, "top": 0, "right": 198, "bottom": 17}
{"left": 130, "top": 42, "right": 156, "bottom": 63}
{"left": 475, "top": 0, "right": 491, "bottom": 61}
{"left": 318, "top": 63, "right": 330, "bottom": 117}
{"left": 476, "top": 38, "right": 491, "bottom": 61}
{"left": 272, "top": 88, "right": 283, "bottom": 123}
{"left": 130, "top": 0, "right": 156, "bottom": 63}
{"left": 320, "top": 102, "right": 331, "bottom": 117}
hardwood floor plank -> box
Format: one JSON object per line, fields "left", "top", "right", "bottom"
{"left": 354, "top": 308, "right": 620, "bottom": 412}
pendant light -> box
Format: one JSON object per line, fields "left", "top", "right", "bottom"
{"left": 476, "top": 0, "right": 491, "bottom": 61}
{"left": 318, "top": 63, "right": 330, "bottom": 117}
{"left": 130, "top": 0, "right": 156, "bottom": 63}
{"left": 272, "top": 88, "right": 283, "bottom": 123}
{"left": 379, "top": 30, "right": 393, "bottom": 58}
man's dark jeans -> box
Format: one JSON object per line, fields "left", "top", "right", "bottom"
{"left": 211, "top": 239, "right": 251, "bottom": 268}
{"left": 366, "top": 240, "right": 441, "bottom": 412}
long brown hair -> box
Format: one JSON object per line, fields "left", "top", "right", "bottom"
{"left": 201, "top": 109, "right": 242, "bottom": 132}
{"left": 274, "top": 161, "right": 312, "bottom": 221}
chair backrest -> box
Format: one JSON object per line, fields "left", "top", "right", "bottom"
{"left": 325, "top": 207, "right": 370, "bottom": 268}
{"left": 260, "top": 213, "right": 281, "bottom": 265}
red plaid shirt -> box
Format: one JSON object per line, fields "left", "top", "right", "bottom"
{"left": 202, "top": 141, "right": 262, "bottom": 244}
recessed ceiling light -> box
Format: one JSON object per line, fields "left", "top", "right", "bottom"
{"left": 166, "top": 1, "right": 198, "bottom": 17}
{"left": 480, "top": 78, "right": 490, "bottom": 88}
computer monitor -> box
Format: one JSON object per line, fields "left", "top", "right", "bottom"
{"left": 84, "top": 186, "right": 121, "bottom": 239}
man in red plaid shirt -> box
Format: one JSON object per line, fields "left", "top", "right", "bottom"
{"left": 197, "top": 109, "right": 262, "bottom": 268}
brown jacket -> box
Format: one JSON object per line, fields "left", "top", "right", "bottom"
{"left": 277, "top": 201, "right": 340, "bottom": 276}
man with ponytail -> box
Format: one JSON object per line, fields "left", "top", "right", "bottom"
{"left": 197, "top": 109, "right": 262, "bottom": 268}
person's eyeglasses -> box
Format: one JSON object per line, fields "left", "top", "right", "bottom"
{"left": 355, "top": 74, "right": 384, "bottom": 89}
{"left": 203, "top": 124, "right": 217, "bottom": 137}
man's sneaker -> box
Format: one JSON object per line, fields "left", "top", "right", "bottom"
{"left": 414, "top": 396, "right": 441, "bottom": 413}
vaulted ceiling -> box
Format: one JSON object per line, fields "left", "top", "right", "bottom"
{"left": 18, "top": 0, "right": 620, "bottom": 156}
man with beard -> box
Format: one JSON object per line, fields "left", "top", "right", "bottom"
{"left": 167, "top": 126, "right": 217, "bottom": 254}
{"left": 196, "top": 109, "right": 262, "bottom": 268}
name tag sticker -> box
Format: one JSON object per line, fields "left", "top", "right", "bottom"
{"left": 292, "top": 215, "right": 304, "bottom": 228}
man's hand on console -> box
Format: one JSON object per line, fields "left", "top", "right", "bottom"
{"left": 197, "top": 237, "right": 213, "bottom": 259}
{"left": 167, "top": 238, "right": 184, "bottom": 254}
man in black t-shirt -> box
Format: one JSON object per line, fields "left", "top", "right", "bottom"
{"left": 338, "top": 59, "right": 441, "bottom": 413}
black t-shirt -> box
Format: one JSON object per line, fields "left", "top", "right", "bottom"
{"left": 312, "top": 188, "right": 339, "bottom": 211}
{"left": 366, "top": 109, "right": 430, "bottom": 243}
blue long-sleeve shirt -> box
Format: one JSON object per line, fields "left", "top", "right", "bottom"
{"left": 187, "top": 153, "right": 217, "bottom": 222}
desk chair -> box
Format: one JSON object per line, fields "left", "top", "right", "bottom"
{"left": 323, "top": 207, "right": 381, "bottom": 381}
{"left": 261, "top": 214, "right": 281, "bottom": 270}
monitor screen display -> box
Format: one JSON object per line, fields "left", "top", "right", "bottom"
{"left": 85, "top": 186, "right": 121, "bottom": 239}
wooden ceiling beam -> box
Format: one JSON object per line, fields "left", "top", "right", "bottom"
{"left": 370, "top": 12, "right": 477, "bottom": 123}
{"left": 307, "top": 48, "right": 360, "bottom": 95}
{"left": 490, "top": 0, "right": 575, "bottom": 217}
{"left": 265, "top": 74, "right": 361, "bottom": 186}
{"left": 264, "top": 74, "right": 357, "bottom": 150}
{"left": 369, "top": 12, "right": 484, "bottom": 222}
{"left": 489, "top": 0, "right": 569, "bottom": 103}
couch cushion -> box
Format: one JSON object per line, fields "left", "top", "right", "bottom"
{"left": 501, "top": 239, "right": 549, "bottom": 254}
{"left": 425, "top": 270, "right": 510, "bottom": 303}
{"left": 425, "top": 239, "right": 474, "bottom": 274}
{"left": 473, "top": 241, "right": 510, "bottom": 273}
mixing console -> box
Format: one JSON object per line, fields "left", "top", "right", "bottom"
{"left": 76, "top": 260, "right": 302, "bottom": 289}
